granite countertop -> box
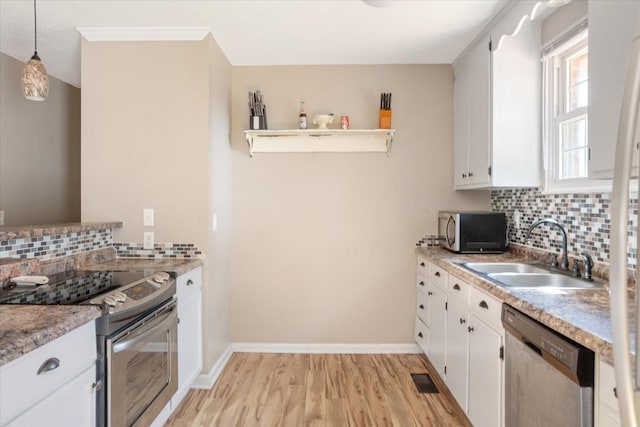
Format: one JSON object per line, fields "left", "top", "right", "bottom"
{"left": 0, "top": 305, "right": 101, "bottom": 366}
{"left": 416, "top": 247, "right": 633, "bottom": 364}
{"left": 0, "top": 258, "right": 202, "bottom": 367}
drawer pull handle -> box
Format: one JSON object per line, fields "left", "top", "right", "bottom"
{"left": 37, "top": 357, "right": 60, "bottom": 375}
{"left": 453, "top": 284, "right": 461, "bottom": 291}
{"left": 419, "top": 281, "right": 425, "bottom": 286}
{"left": 468, "top": 326, "right": 475, "bottom": 333}
{"left": 427, "top": 291, "right": 433, "bottom": 296}
{"left": 434, "top": 272, "right": 441, "bottom": 277}
{"left": 420, "top": 262, "right": 425, "bottom": 267}
{"left": 186, "top": 279, "right": 194, "bottom": 286}
{"left": 479, "top": 300, "right": 489, "bottom": 309}
{"left": 419, "top": 304, "right": 424, "bottom": 310}
{"left": 459, "top": 318, "right": 466, "bottom": 325}
{"left": 614, "top": 387, "right": 617, "bottom": 398}
{"left": 418, "top": 332, "right": 423, "bottom": 338}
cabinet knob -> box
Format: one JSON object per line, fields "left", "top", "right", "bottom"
{"left": 468, "top": 171, "right": 474, "bottom": 177}
{"left": 459, "top": 318, "right": 466, "bottom": 325}
{"left": 453, "top": 284, "right": 461, "bottom": 291}
{"left": 420, "top": 262, "right": 425, "bottom": 267}
{"left": 92, "top": 380, "right": 103, "bottom": 391}
{"left": 419, "top": 304, "right": 424, "bottom": 310}
{"left": 479, "top": 300, "right": 489, "bottom": 309}
{"left": 468, "top": 326, "right": 475, "bottom": 333}
{"left": 419, "top": 281, "right": 425, "bottom": 287}
{"left": 434, "top": 271, "right": 441, "bottom": 277}
{"left": 418, "top": 332, "right": 423, "bottom": 338}
{"left": 427, "top": 291, "right": 433, "bottom": 296}
{"left": 614, "top": 387, "right": 617, "bottom": 398}
{"left": 462, "top": 173, "right": 467, "bottom": 178}
{"left": 37, "top": 357, "right": 60, "bottom": 375}
{"left": 186, "top": 279, "right": 194, "bottom": 286}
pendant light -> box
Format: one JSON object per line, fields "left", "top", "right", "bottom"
{"left": 22, "top": 0, "right": 48, "bottom": 101}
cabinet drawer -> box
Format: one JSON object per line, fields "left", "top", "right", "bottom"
{"left": 598, "top": 361, "right": 620, "bottom": 419}
{"left": 469, "top": 287, "right": 502, "bottom": 331}
{"left": 0, "top": 321, "right": 96, "bottom": 426}
{"left": 448, "top": 275, "right": 470, "bottom": 304}
{"left": 414, "top": 316, "right": 429, "bottom": 354}
{"left": 177, "top": 266, "right": 202, "bottom": 302}
{"left": 416, "top": 291, "right": 428, "bottom": 325}
{"left": 417, "top": 257, "right": 429, "bottom": 278}
{"left": 429, "top": 264, "right": 448, "bottom": 291}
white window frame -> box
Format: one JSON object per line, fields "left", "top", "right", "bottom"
{"left": 542, "top": 22, "right": 612, "bottom": 194}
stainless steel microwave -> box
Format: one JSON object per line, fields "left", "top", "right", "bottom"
{"left": 438, "top": 211, "right": 507, "bottom": 253}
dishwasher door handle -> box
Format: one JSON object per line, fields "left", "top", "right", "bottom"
{"left": 524, "top": 339, "right": 543, "bottom": 356}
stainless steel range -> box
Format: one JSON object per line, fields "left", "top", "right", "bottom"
{"left": 1, "top": 269, "right": 178, "bottom": 427}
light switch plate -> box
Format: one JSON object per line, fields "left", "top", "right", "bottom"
{"left": 143, "top": 232, "right": 154, "bottom": 249}
{"left": 143, "top": 209, "right": 154, "bottom": 226}
{"left": 213, "top": 213, "right": 218, "bottom": 232}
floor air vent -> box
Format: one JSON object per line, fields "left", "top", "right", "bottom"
{"left": 411, "top": 373, "right": 439, "bottom": 394}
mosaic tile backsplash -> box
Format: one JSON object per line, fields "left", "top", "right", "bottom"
{"left": 114, "top": 242, "right": 203, "bottom": 259}
{"left": 0, "top": 229, "right": 113, "bottom": 261}
{"left": 491, "top": 188, "right": 637, "bottom": 269}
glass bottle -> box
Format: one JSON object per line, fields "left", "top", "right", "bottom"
{"left": 299, "top": 100, "right": 307, "bottom": 130}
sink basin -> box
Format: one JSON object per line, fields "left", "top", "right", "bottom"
{"left": 459, "top": 262, "right": 604, "bottom": 289}
{"left": 487, "top": 273, "right": 602, "bottom": 289}
{"left": 462, "top": 262, "right": 549, "bottom": 274}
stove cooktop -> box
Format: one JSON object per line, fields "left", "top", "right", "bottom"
{"left": 0, "top": 270, "right": 150, "bottom": 305}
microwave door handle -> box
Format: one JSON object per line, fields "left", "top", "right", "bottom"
{"left": 446, "top": 216, "right": 455, "bottom": 247}
{"left": 112, "top": 306, "right": 177, "bottom": 354}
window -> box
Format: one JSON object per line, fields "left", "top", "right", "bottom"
{"left": 542, "top": 23, "right": 609, "bottom": 193}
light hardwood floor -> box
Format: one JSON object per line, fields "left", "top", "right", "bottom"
{"left": 165, "top": 353, "right": 471, "bottom": 427}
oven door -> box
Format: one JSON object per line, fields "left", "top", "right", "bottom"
{"left": 107, "top": 300, "right": 178, "bottom": 427}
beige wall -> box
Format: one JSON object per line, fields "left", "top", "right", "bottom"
{"left": 81, "top": 38, "right": 233, "bottom": 371}
{"left": 230, "top": 65, "right": 490, "bottom": 344}
{"left": 0, "top": 53, "right": 80, "bottom": 226}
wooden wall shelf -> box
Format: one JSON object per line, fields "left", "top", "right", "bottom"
{"left": 244, "top": 129, "right": 395, "bottom": 157}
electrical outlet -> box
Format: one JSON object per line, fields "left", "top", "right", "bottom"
{"left": 143, "top": 209, "right": 154, "bottom": 226}
{"left": 212, "top": 213, "right": 218, "bottom": 232}
{"left": 143, "top": 232, "right": 154, "bottom": 249}
{"left": 0, "top": 210, "right": 4, "bottom": 226}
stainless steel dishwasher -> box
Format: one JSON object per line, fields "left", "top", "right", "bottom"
{"left": 501, "top": 304, "right": 595, "bottom": 427}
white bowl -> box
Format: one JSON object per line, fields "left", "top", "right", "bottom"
{"left": 312, "top": 114, "right": 334, "bottom": 129}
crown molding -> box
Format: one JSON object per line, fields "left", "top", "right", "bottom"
{"left": 77, "top": 27, "right": 210, "bottom": 42}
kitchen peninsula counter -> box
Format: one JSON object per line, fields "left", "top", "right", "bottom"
{"left": 416, "top": 246, "right": 633, "bottom": 364}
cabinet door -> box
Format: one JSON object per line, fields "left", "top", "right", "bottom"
{"left": 428, "top": 285, "right": 447, "bottom": 380}
{"left": 445, "top": 297, "right": 469, "bottom": 412}
{"left": 466, "top": 36, "right": 492, "bottom": 186}
{"left": 8, "top": 364, "right": 96, "bottom": 427}
{"left": 174, "top": 269, "right": 203, "bottom": 408}
{"left": 454, "top": 51, "right": 471, "bottom": 187}
{"left": 589, "top": 0, "right": 640, "bottom": 179}
{"left": 468, "top": 316, "right": 503, "bottom": 427}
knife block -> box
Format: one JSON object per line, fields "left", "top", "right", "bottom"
{"left": 379, "top": 109, "right": 392, "bottom": 129}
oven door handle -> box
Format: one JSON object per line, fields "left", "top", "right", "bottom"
{"left": 112, "top": 302, "right": 177, "bottom": 354}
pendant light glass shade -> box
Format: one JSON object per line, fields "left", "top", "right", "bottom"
{"left": 22, "top": 53, "right": 49, "bottom": 101}
{"left": 22, "top": 0, "right": 48, "bottom": 101}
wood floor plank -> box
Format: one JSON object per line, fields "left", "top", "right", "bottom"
{"left": 165, "top": 353, "right": 471, "bottom": 427}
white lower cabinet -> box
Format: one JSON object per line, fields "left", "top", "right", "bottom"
{"left": 172, "top": 266, "right": 203, "bottom": 409}
{"left": 0, "top": 320, "right": 97, "bottom": 427}
{"left": 415, "top": 262, "right": 505, "bottom": 426}
{"left": 597, "top": 359, "right": 621, "bottom": 427}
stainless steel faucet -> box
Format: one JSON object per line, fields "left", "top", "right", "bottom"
{"left": 526, "top": 218, "right": 569, "bottom": 270}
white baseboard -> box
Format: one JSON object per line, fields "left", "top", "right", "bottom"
{"left": 191, "top": 343, "right": 234, "bottom": 389}
{"left": 190, "top": 342, "right": 421, "bottom": 390}
{"left": 231, "top": 342, "right": 422, "bottom": 354}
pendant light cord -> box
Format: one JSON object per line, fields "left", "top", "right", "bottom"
{"left": 33, "top": 0, "right": 37, "bottom": 53}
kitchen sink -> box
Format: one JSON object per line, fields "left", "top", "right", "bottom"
{"left": 486, "top": 272, "right": 603, "bottom": 289}
{"left": 462, "top": 262, "right": 549, "bottom": 274}
{"left": 460, "top": 262, "right": 604, "bottom": 289}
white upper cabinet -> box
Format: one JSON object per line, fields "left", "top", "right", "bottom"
{"left": 588, "top": 0, "right": 640, "bottom": 179}
{"left": 453, "top": 1, "right": 542, "bottom": 190}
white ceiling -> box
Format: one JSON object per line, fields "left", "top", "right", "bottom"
{"left": 0, "top": 0, "right": 508, "bottom": 88}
